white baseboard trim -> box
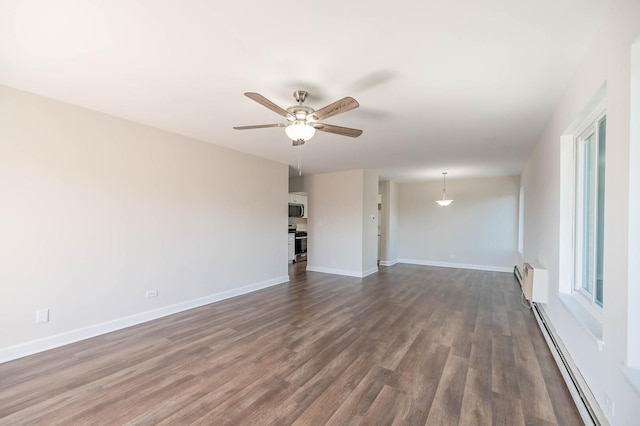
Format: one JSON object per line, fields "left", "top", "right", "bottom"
{"left": 361, "top": 267, "right": 379, "bottom": 278}
{"left": 379, "top": 259, "right": 398, "bottom": 267}
{"left": 306, "top": 265, "right": 378, "bottom": 278}
{"left": 0, "top": 275, "right": 290, "bottom": 364}
{"left": 397, "top": 258, "right": 512, "bottom": 273}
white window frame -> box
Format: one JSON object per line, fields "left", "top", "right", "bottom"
{"left": 558, "top": 85, "right": 606, "bottom": 347}
{"left": 571, "top": 107, "right": 606, "bottom": 315}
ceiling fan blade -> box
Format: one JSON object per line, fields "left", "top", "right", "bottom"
{"left": 244, "top": 93, "right": 292, "bottom": 118}
{"left": 233, "top": 123, "right": 286, "bottom": 130}
{"left": 314, "top": 123, "right": 363, "bottom": 138}
{"left": 311, "top": 97, "right": 359, "bottom": 121}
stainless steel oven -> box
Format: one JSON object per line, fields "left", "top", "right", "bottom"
{"left": 294, "top": 231, "right": 307, "bottom": 262}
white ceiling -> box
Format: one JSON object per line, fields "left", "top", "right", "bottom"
{"left": 0, "top": 0, "right": 612, "bottom": 181}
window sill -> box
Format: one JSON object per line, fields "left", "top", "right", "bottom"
{"left": 558, "top": 293, "right": 604, "bottom": 351}
{"left": 621, "top": 366, "right": 640, "bottom": 395}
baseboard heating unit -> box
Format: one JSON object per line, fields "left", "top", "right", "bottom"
{"left": 514, "top": 264, "right": 523, "bottom": 286}
{"left": 512, "top": 266, "right": 607, "bottom": 426}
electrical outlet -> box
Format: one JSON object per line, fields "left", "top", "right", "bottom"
{"left": 36, "top": 309, "right": 49, "bottom": 323}
{"left": 145, "top": 290, "right": 158, "bottom": 298}
{"left": 604, "top": 393, "right": 615, "bottom": 416}
{"left": 450, "top": 254, "right": 457, "bottom": 259}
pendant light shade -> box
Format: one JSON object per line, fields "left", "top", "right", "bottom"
{"left": 436, "top": 198, "right": 453, "bottom": 207}
{"left": 436, "top": 172, "right": 453, "bottom": 206}
{"left": 285, "top": 122, "right": 316, "bottom": 142}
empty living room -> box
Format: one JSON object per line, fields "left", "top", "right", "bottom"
{"left": 1, "top": 0, "right": 639, "bottom": 424}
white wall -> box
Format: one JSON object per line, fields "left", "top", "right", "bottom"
{"left": 304, "top": 170, "right": 364, "bottom": 276}
{"left": 303, "top": 169, "right": 378, "bottom": 277}
{"left": 397, "top": 176, "right": 519, "bottom": 272}
{"left": 378, "top": 180, "right": 399, "bottom": 265}
{"left": 520, "top": 0, "right": 640, "bottom": 423}
{"left": 362, "top": 170, "right": 379, "bottom": 273}
{"left": 0, "top": 85, "right": 289, "bottom": 361}
{"left": 627, "top": 36, "right": 640, "bottom": 370}
{"left": 379, "top": 180, "right": 389, "bottom": 264}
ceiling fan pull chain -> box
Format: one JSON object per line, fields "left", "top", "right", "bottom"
{"left": 297, "top": 144, "right": 302, "bottom": 176}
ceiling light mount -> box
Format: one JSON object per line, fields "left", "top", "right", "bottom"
{"left": 293, "top": 90, "right": 308, "bottom": 104}
{"left": 436, "top": 171, "right": 453, "bottom": 207}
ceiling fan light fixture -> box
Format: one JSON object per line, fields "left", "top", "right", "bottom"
{"left": 285, "top": 122, "right": 315, "bottom": 142}
{"left": 435, "top": 171, "right": 453, "bottom": 207}
{"left": 234, "top": 90, "right": 362, "bottom": 175}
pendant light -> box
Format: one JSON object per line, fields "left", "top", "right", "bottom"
{"left": 436, "top": 172, "right": 453, "bottom": 206}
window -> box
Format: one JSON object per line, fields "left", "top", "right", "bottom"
{"left": 574, "top": 113, "right": 606, "bottom": 308}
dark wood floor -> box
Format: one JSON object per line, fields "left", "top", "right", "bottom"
{"left": 0, "top": 263, "right": 581, "bottom": 425}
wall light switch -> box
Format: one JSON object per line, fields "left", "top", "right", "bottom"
{"left": 604, "top": 393, "right": 615, "bottom": 416}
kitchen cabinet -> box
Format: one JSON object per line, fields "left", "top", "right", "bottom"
{"left": 288, "top": 234, "right": 295, "bottom": 262}
{"left": 289, "top": 194, "right": 303, "bottom": 204}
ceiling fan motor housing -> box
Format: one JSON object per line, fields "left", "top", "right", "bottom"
{"left": 286, "top": 105, "right": 315, "bottom": 122}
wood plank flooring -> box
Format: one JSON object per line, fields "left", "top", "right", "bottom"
{"left": 0, "top": 263, "right": 582, "bottom": 425}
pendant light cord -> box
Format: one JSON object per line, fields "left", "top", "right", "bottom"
{"left": 442, "top": 172, "right": 447, "bottom": 198}
{"left": 436, "top": 171, "right": 453, "bottom": 206}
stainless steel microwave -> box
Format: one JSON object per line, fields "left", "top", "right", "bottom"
{"left": 288, "top": 203, "right": 304, "bottom": 218}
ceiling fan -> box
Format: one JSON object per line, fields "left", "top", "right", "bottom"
{"left": 233, "top": 90, "right": 363, "bottom": 146}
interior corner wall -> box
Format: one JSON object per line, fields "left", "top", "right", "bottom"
{"left": 520, "top": 0, "right": 640, "bottom": 423}
{"left": 379, "top": 180, "right": 389, "bottom": 263}
{"left": 397, "top": 175, "right": 519, "bottom": 272}
{"left": 0, "top": 85, "right": 289, "bottom": 361}
{"left": 517, "top": 184, "right": 525, "bottom": 267}
{"left": 379, "top": 180, "right": 399, "bottom": 265}
{"left": 388, "top": 181, "right": 399, "bottom": 263}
